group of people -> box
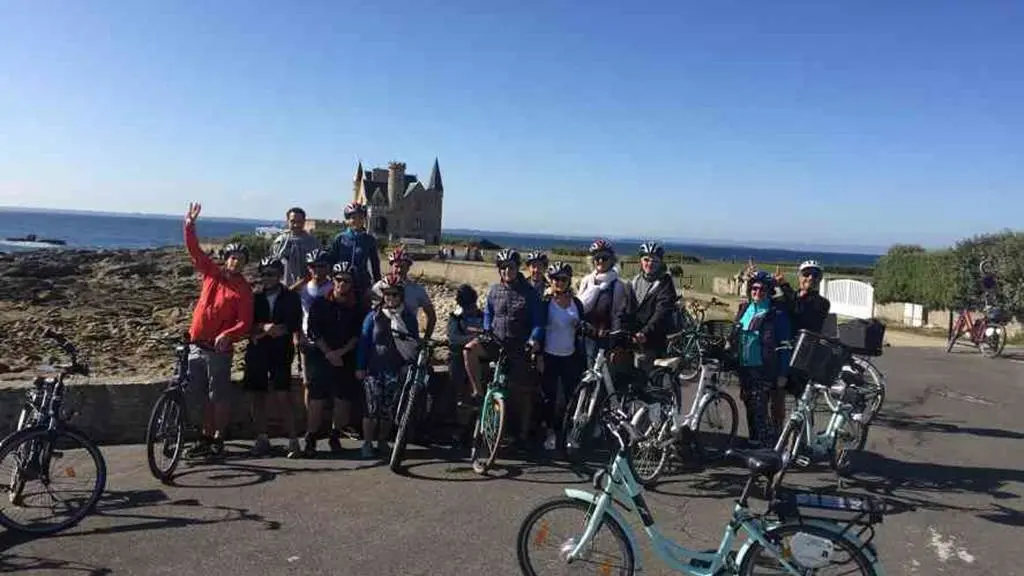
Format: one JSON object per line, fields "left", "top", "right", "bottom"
{"left": 179, "top": 198, "right": 834, "bottom": 464}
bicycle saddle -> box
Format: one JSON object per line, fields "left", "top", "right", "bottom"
{"left": 726, "top": 448, "right": 784, "bottom": 477}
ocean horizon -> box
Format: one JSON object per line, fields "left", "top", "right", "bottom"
{"left": 0, "top": 207, "right": 881, "bottom": 267}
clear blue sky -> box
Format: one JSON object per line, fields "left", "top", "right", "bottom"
{"left": 1, "top": 0, "right": 1022, "bottom": 249}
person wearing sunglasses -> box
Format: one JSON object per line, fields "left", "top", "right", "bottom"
{"left": 299, "top": 262, "right": 367, "bottom": 457}
{"left": 577, "top": 239, "right": 630, "bottom": 340}
{"left": 537, "top": 261, "right": 586, "bottom": 451}
{"left": 730, "top": 270, "right": 792, "bottom": 448}
{"left": 773, "top": 260, "right": 831, "bottom": 425}
{"left": 627, "top": 241, "right": 678, "bottom": 362}
{"left": 244, "top": 257, "right": 303, "bottom": 457}
{"left": 524, "top": 250, "right": 550, "bottom": 296}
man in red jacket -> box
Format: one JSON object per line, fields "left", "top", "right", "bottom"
{"left": 184, "top": 202, "right": 254, "bottom": 457}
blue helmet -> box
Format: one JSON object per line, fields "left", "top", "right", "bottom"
{"left": 748, "top": 271, "right": 775, "bottom": 293}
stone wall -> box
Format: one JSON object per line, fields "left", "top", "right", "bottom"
{"left": 0, "top": 367, "right": 453, "bottom": 446}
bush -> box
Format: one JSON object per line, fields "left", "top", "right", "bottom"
{"left": 873, "top": 245, "right": 958, "bottom": 309}
{"left": 952, "top": 230, "right": 1024, "bottom": 319}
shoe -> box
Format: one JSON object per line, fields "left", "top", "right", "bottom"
{"left": 286, "top": 438, "right": 302, "bottom": 459}
{"left": 301, "top": 434, "right": 317, "bottom": 458}
{"left": 544, "top": 431, "right": 557, "bottom": 451}
{"left": 210, "top": 438, "right": 225, "bottom": 457}
{"left": 361, "top": 441, "right": 376, "bottom": 460}
{"left": 376, "top": 441, "right": 391, "bottom": 461}
{"left": 185, "top": 438, "right": 212, "bottom": 459}
{"left": 328, "top": 432, "right": 343, "bottom": 454}
{"left": 250, "top": 435, "right": 271, "bottom": 457}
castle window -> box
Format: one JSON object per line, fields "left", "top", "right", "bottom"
{"left": 414, "top": 218, "right": 422, "bottom": 230}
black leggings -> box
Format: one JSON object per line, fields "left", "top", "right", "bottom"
{"left": 541, "top": 353, "right": 582, "bottom": 432}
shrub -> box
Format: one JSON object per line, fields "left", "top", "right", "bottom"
{"left": 873, "top": 245, "right": 958, "bottom": 309}
{"left": 952, "top": 230, "right": 1024, "bottom": 319}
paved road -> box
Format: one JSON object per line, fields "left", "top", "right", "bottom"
{"left": 1, "top": 347, "right": 1022, "bottom": 575}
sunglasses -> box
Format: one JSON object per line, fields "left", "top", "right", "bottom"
{"left": 551, "top": 276, "right": 570, "bottom": 283}
{"left": 592, "top": 256, "right": 609, "bottom": 263}
{"left": 750, "top": 285, "right": 765, "bottom": 292}
{"left": 800, "top": 271, "right": 819, "bottom": 278}
{"left": 333, "top": 276, "right": 352, "bottom": 283}
{"left": 383, "top": 291, "right": 402, "bottom": 297}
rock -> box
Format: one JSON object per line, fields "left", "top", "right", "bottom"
{"left": 0, "top": 362, "right": 9, "bottom": 374}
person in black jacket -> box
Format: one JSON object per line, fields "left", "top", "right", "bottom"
{"left": 772, "top": 260, "right": 831, "bottom": 426}
{"left": 244, "top": 257, "right": 303, "bottom": 457}
{"left": 628, "top": 242, "right": 678, "bottom": 360}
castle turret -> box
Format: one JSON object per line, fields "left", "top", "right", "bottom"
{"left": 387, "top": 161, "right": 405, "bottom": 207}
{"left": 353, "top": 160, "right": 364, "bottom": 203}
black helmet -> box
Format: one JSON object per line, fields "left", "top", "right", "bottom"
{"left": 220, "top": 243, "right": 249, "bottom": 263}
{"left": 546, "top": 261, "right": 573, "bottom": 279}
{"left": 305, "top": 248, "right": 330, "bottom": 266}
{"left": 332, "top": 262, "right": 355, "bottom": 278}
{"left": 525, "top": 250, "right": 548, "bottom": 265}
{"left": 495, "top": 248, "right": 521, "bottom": 267}
{"left": 638, "top": 241, "right": 664, "bottom": 259}
{"left": 258, "top": 257, "right": 283, "bottom": 274}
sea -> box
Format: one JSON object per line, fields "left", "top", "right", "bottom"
{"left": 0, "top": 209, "right": 880, "bottom": 267}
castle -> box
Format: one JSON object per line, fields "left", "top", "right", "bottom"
{"left": 351, "top": 158, "right": 444, "bottom": 244}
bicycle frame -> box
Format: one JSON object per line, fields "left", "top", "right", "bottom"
{"left": 566, "top": 345, "right": 619, "bottom": 435}
{"left": 776, "top": 382, "right": 851, "bottom": 466}
{"left": 563, "top": 449, "right": 806, "bottom": 575}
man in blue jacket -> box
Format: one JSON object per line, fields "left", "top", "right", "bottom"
{"left": 481, "top": 248, "right": 544, "bottom": 447}
{"left": 326, "top": 202, "right": 382, "bottom": 306}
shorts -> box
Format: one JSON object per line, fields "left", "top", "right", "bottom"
{"left": 305, "top": 350, "right": 360, "bottom": 402}
{"left": 187, "top": 345, "right": 234, "bottom": 403}
{"left": 243, "top": 342, "right": 294, "bottom": 392}
{"left": 363, "top": 367, "right": 407, "bottom": 418}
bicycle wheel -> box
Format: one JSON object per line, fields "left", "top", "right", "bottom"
{"left": 145, "top": 390, "right": 185, "bottom": 483}
{"left": 693, "top": 391, "right": 738, "bottom": 461}
{"left": 738, "top": 521, "right": 878, "bottom": 575}
{"left": 562, "top": 382, "right": 595, "bottom": 462}
{"left": 390, "top": 381, "right": 420, "bottom": 472}
{"left": 470, "top": 393, "right": 505, "bottom": 475}
{"left": 945, "top": 315, "right": 963, "bottom": 353}
{"left": 830, "top": 415, "right": 868, "bottom": 476}
{"left": 629, "top": 418, "right": 671, "bottom": 486}
{"left": 516, "top": 497, "right": 635, "bottom": 576}
{"left": 850, "top": 357, "right": 886, "bottom": 423}
{"left": 980, "top": 324, "right": 1007, "bottom": 358}
{"left": 770, "top": 419, "right": 804, "bottom": 494}
{"left": 668, "top": 335, "right": 702, "bottom": 381}
{"left": 0, "top": 426, "right": 107, "bottom": 535}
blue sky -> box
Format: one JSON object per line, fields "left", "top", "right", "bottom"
{"left": 1, "top": 0, "right": 1021, "bottom": 249}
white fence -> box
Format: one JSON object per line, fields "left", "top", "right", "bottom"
{"left": 822, "top": 278, "right": 875, "bottom": 320}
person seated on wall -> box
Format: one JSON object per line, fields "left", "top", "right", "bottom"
{"left": 772, "top": 260, "right": 831, "bottom": 427}
{"left": 447, "top": 284, "right": 485, "bottom": 424}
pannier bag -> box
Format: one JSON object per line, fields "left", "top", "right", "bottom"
{"left": 837, "top": 318, "right": 885, "bottom": 356}
{"left": 789, "top": 329, "right": 849, "bottom": 384}
{"left": 986, "top": 306, "right": 1010, "bottom": 324}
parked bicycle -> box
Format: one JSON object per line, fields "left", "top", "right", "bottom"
{"left": 467, "top": 332, "right": 533, "bottom": 475}
{"left": 0, "top": 328, "right": 107, "bottom": 536}
{"left": 388, "top": 330, "right": 447, "bottom": 473}
{"left": 516, "top": 406, "right": 886, "bottom": 575}
{"left": 144, "top": 333, "right": 199, "bottom": 484}
{"left": 628, "top": 340, "right": 739, "bottom": 485}
{"left": 946, "top": 258, "right": 1009, "bottom": 358}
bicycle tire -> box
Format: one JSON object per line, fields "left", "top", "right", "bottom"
{"left": 389, "top": 380, "right": 420, "bottom": 472}
{"left": 980, "top": 324, "right": 1007, "bottom": 358}
{"left": 630, "top": 418, "right": 671, "bottom": 486}
{"left": 830, "top": 416, "right": 868, "bottom": 476}
{"left": 945, "top": 315, "right": 963, "bottom": 353}
{"left": 0, "top": 426, "right": 107, "bottom": 535}
{"left": 562, "top": 382, "right": 596, "bottom": 463}
{"left": 516, "top": 497, "right": 636, "bottom": 576}
{"left": 668, "top": 334, "right": 702, "bottom": 382}
{"left": 145, "top": 390, "right": 185, "bottom": 484}
{"left": 770, "top": 419, "right": 804, "bottom": 494}
{"left": 851, "top": 357, "right": 885, "bottom": 422}
{"left": 738, "top": 521, "right": 878, "bottom": 575}
{"left": 470, "top": 394, "right": 505, "bottom": 475}
{"left": 693, "top": 391, "right": 739, "bottom": 461}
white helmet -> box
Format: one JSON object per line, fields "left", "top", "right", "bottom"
{"left": 799, "top": 260, "right": 823, "bottom": 275}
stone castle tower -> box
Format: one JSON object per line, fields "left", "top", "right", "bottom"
{"left": 352, "top": 158, "right": 444, "bottom": 244}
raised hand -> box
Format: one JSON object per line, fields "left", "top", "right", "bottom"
{"left": 185, "top": 202, "right": 202, "bottom": 226}
{"left": 774, "top": 264, "right": 786, "bottom": 284}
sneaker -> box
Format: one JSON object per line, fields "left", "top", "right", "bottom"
{"left": 301, "top": 435, "right": 317, "bottom": 458}
{"left": 544, "top": 431, "right": 557, "bottom": 451}
{"left": 209, "top": 438, "right": 225, "bottom": 457}
{"left": 328, "top": 432, "right": 343, "bottom": 454}
{"left": 360, "top": 441, "right": 376, "bottom": 460}
{"left": 376, "top": 441, "right": 390, "bottom": 461}
{"left": 286, "top": 438, "right": 302, "bottom": 459}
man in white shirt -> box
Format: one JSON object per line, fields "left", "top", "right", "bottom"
{"left": 270, "top": 207, "right": 323, "bottom": 287}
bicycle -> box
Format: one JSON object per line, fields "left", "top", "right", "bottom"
{"left": 0, "top": 328, "right": 107, "bottom": 536}
{"left": 945, "top": 259, "right": 1009, "bottom": 358}
{"left": 516, "top": 407, "right": 886, "bottom": 575}
{"left": 144, "top": 333, "right": 201, "bottom": 484}
{"left": 628, "top": 344, "right": 739, "bottom": 486}
{"left": 467, "top": 332, "right": 530, "bottom": 475}
{"left": 775, "top": 331, "right": 871, "bottom": 479}
{"left": 388, "top": 330, "right": 447, "bottom": 472}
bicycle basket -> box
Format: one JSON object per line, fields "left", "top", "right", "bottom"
{"left": 789, "top": 330, "right": 849, "bottom": 384}
{"left": 702, "top": 319, "right": 734, "bottom": 340}
{"left": 986, "top": 306, "right": 1010, "bottom": 324}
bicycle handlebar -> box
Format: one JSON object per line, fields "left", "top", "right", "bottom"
{"left": 42, "top": 327, "right": 89, "bottom": 377}
{"left": 390, "top": 329, "right": 449, "bottom": 348}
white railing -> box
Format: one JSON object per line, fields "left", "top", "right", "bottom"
{"left": 822, "top": 278, "right": 875, "bottom": 319}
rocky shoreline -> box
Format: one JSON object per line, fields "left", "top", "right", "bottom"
{"left": 0, "top": 248, "right": 462, "bottom": 380}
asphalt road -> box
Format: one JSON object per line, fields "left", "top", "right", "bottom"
{"left": 1, "top": 346, "right": 1022, "bottom": 575}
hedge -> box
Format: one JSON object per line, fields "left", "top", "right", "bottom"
{"left": 873, "top": 231, "right": 1024, "bottom": 319}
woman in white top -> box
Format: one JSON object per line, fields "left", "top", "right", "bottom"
{"left": 293, "top": 248, "right": 334, "bottom": 388}
{"left": 538, "top": 261, "right": 586, "bottom": 451}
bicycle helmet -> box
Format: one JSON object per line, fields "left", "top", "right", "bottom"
{"left": 388, "top": 248, "right": 413, "bottom": 265}
{"left": 332, "top": 261, "right": 355, "bottom": 278}
{"left": 305, "top": 248, "right": 330, "bottom": 267}
{"left": 638, "top": 241, "right": 664, "bottom": 259}
{"left": 589, "top": 238, "right": 615, "bottom": 256}
{"left": 798, "top": 260, "right": 823, "bottom": 276}
{"left": 455, "top": 283, "right": 477, "bottom": 309}
{"left": 546, "top": 261, "right": 573, "bottom": 280}
{"left": 258, "top": 256, "right": 283, "bottom": 274}
{"left": 525, "top": 250, "right": 548, "bottom": 265}
{"left": 219, "top": 243, "right": 249, "bottom": 263}
{"left": 343, "top": 202, "right": 368, "bottom": 218}
{"left": 748, "top": 271, "right": 776, "bottom": 293}
{"left": 379, "top": 272, "right": 405, "bottom": 296}
{"left": 494, "top": 248, "right": 521, "bottom": 267}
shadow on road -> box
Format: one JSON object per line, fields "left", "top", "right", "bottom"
{"left": 392, "top": 446, "right": 590, "bottom": 485}
{"left": 873, "top": 411, "right": 1024, "bottom": 440}
{"left": 844, "top": 452, "right": 1024, "bottom": 526}
{"left": 163, "top": 450, "right": 379, "bottom": 488}
{"left": 0, "top": 549, "right": 111, "bottom": 574}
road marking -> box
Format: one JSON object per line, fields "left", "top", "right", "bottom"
{"left": 934, "top": 389, "right": 995, "bottom": 405}
{"left": 287, "top": 556, "right": 300, "bottom": 563}
{"left": 928, "top": 527, "right": 974, "bottom": 563}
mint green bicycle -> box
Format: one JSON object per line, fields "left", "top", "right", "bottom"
{"left": 516, "top": 408, "right": 885, "bottom": 575}
{"left": 469, "top": 333, "right": 519, "bottom": 475}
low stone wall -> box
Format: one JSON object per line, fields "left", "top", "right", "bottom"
{"left": 0, "top": 367, "right": 453, "bottom": 446}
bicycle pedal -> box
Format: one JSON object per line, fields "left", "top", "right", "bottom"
{"left": 794, "top": 455, "right": 811, "bottom": 468}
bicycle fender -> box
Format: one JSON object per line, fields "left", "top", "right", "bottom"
{"left": 734, "top": 518, "right": 884, "bottom": 575}
{"left": 562, "top": 488, "right": 643, "bottom": 569}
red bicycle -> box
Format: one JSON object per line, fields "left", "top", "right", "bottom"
{"left": 945, "top": 259, "right": 1009, "bottom": 358}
